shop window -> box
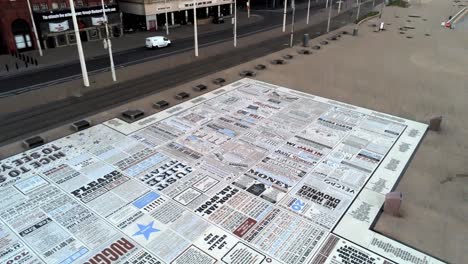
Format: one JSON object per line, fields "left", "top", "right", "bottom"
{"left": 68, "top": 33, "right": 76, "bottom": 44}
{"left": 57, "top": 34, "right": 67, "bottom": 46}
{"left": 76, "top": 0, "right": 84, "bottom": 7}
{"left": 88, "top": 29, "right": 99, "bottom": 40}
{"left": 60, "top": 2, "right": 67, "bottom": 8}
{"left": 15, "top": 35, "right": 26, "bottom": 49}
{"left": 12, "top": 19, "right": 33, "bottom": 50}
{"left": 52, "top": 2, "right": 59, "bottom": 9}
{"left": 32, "top": 3, "right": 40, "bottom": 11}
{"left": 40, "top": 3, "right": 48, "bottom": 10}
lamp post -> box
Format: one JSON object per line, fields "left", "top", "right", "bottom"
{"left": 68, "top": 0, "right": 89, "bottom": 87}
{"left": 164, "top": 0, "right": 169, "bottom": 35}
{"left": 234, "top": 0, "right": 237, "bottom": 47}
{"left": 193, "top": 0, "right": 198, "bottom": 56}
{"left": 26, "top": 0, "right": 43, "bottom": 56}
{"left": 327, "top": 0, "right": 333, "bottom": 32}
{"left": 101, "top": 0, "right": 116, "bottom": 82}
{"left": 356, "top": 0, "right": 361, "bottom": 21}
{"left": 289, "top": 0, "right": 295, "bottom": 47}
{"left": 282, "top": 0, "right": 288, "bottom": 32}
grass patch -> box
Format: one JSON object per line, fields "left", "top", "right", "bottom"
{"left": 387, "top": 0, "right": 410, "bottom": 7}
{"left": 355, "top": 11, "right": 379, "bottom": 24}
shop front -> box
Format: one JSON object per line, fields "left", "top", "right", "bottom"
{"left": 119, "top": 0, "right": 233, "bottom": 32}
{"left": 33, "top": 5, "right": 123, "bottom": 49}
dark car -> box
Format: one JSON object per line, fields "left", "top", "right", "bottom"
{"left": 213, "top": 16, "right": 225, "bottom": 24}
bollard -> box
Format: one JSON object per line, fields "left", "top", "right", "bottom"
{"left": 25, "top": 61, "right": 28, "bottom": 68}
{"left": 384, "top": 192, "right": 402, "bottom": 217}
{"left": 34, "top": 59, "right": 38, "bottom": 66}
{"left": 353, "top": 28, "right": 358, "bottom": 36}
{"left": 428, "top": 116, "right": 442, "bottom": 131}
{"left": 15, "top": 63, "right": 18, "bottom": 70}
{"left": 5, "top": 64, "right": 9, "bottom": 72}
{"left": 302, "top": 33, "right": 310, "bottom": 47}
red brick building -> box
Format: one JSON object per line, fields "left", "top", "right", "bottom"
{"left": 0, "top": 0, "right": 34, "bottom": 54}
{"left": 0, "top": 0, "right": 121, "bottom": 54}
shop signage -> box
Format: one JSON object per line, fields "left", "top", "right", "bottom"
{"left": 35, "top": 6, "right": 118, "bottom": 21}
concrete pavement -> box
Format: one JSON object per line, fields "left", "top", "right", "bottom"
{"left": 0, "top": 0, "right": 465, "bottom": 262}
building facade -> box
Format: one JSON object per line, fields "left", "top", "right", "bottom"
{"left": 119, "top": 0, "right": 234, "bottom": 31}
{"left": 0, "top": 0, "right": 35, "bottom": 54}
{"left": 0, "top": 0, "right": 122, "bottom": 54}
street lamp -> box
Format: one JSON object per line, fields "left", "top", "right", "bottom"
{"left": 234, "top": 0, "right": 237, "bottom": 47}
{"left": 101, "top": 0, "right": 116, "bottom": 82}
{"left": 68, "top": 0, "right": 89, "bottom": 87}
{"left": 327, "top": 0, "right": 333, "bottom": 32}
{"left": 165, "top": 0, "right": 170, "bottom": 35}
{"left": 282, "top": 0, "right": 288, "bottom": 32}
{"left": 193, "top": 0, "right": 199, "bottom": 56}
{"left": 26, "top": 0, "right": 43, "bottom": 56}
{"left": 356, "top": 0, "right": 361, "bottom": 21}
{"left": 290, "top": 0, "right": 295, "bottom": 47}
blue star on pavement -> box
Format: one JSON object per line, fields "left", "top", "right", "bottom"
{"left": 132, "top": 221, "right": 160, "bottom": 240}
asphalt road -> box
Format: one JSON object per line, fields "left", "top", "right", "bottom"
{"left": 0, "top": 4, "right": 325, "bottom": 94}
{"left": 0, "top": 1, "right": 378, "bottom": 146}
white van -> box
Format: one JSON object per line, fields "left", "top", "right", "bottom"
{"left": 146, "top": 36, "right": 171, "bottom": 49}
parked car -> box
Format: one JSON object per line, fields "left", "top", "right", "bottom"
{"left": 212, "top": 16, "right": 225, "bottom": 24}
{"left": 146, "top": 36, "right": 171, "bottom": 49}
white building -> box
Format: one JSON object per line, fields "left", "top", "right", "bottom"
{"left": 119, "top": 0, "right": 234, "bottom": 31}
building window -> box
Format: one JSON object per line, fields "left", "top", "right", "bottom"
{"left": 76, "top": 0, "right": 83, "bottom": 7}
{"left": 40, "top": 3, "right": 48, "bottom": 10}
{"left": 32, "top": 3, "right": 40, "bottom": 11}
{"left": 60, "top": 2, "right": 67, "bottom": 8}
{"left": 51, "top": 2, "right": 59, "bottom": 9}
